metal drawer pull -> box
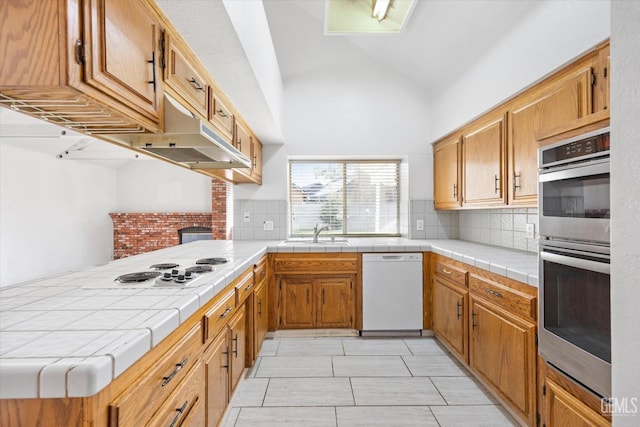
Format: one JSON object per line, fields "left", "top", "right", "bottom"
{"left": 494, "top": 174, "right": 500, "bottom": 194}
{"left": 219, "top": 307, "right": 232, "bottom": 318}
{"left": 486, "top": 288, "right": 503, "bottom": 298}
{"left": 456, "top": 301, "right": 462, "bottom": 320}
{"left": 217, "top": 108, "right": 228, "bottom": 118}
{"left": 258, "top": 300, "right": 262, "bottom": 316}
{"left": 162, "top": 358, "right": 188, "bottom": 387}
{"left": 188, "top": 77, "right": 204, "bottom": 91}
{"left": 222, "top": 347, "right": 229, "bottom": 370}
{"left": 442, "top": 268, "right": 452, "bottom": 275}
{"left": 245, "top": 284, "right": 252, "bottom": 291}
{"left": 169, "top": 400, "right": 189, "bottom": 427}
{"left": 472, "top": 311, "right": 478, "bottom": 329}
{"left": 453, "top": 183, "right": 457, "bottom": 199}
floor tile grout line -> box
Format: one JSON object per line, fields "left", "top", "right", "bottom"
{"left": 427, "top": 376, "right": 450, "bottom": 406}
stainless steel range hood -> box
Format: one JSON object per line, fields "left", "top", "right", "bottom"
{"left": 102, "top": 94, "right": 251, "bottom": 169}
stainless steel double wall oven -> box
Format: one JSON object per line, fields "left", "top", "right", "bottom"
{"left": 538, "top": 127, "right": 611, "bottom": 398}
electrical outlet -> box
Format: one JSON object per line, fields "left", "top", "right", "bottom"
{"left": 526, "top": 223, "right": 535, "bottom": 239}
{"left": 243, "top": 212, "right": 250, "bottom": 222}
{"left": 416, "top": 219, "right": 424, "bottom": 231}
{"left": 263, "top": 220, "right": 274, "bottom": 231}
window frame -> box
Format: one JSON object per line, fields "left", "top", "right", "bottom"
{"left": 287, "top": 159, "right": 401, "bottom": 237}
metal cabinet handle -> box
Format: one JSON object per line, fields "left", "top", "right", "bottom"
{"left": 168, "top": 400, "right": 189, "bottom": 427}
{"left": 222, "top": 347, "right": 229, "bottom": 370}
{"left": 245, "top": 284, "right": 252, "bottom": 292}
{"left": 162, "top": 357, "right": 188, "bottom": 387}
{"left": 233, "top": 334, "right": 238, "bottom": 357}
{"left": 486, "top": 288, "right": 503, "bottom": 298}
{"left": 442, "top": 268, "right": 452, "bottom": 275}
{"left": 456, "top": 301, "right": 462, "bottom": 320}
{"left": 253, "top": 154, "right": 257, "bottom": 168}
{"left": 322, "top": 288, "right": 326, "bottom": 304}
{"left": 258, "top": 300, "right": 262, "bottom": 316}
{"left": 453, "top": 183, "right": 457, "bottom": 199}
{"left": 188, "top": 77, "right": 204, "bottom": 91}
{"left": 220, "top": 307, "right": 232, "bottom": 318}
{"left": 472, "top": 311, "right": 478, "bottom": 329}
{"left": 147, "top": 52, "right": 157, "bottom": 92}
{"left": 217, "top": 108, "right": 228, "bottom": 118}
{"left": 513, "top": 172, "right": 521, "bottom": 192}
{"left": 307, "top": 289, "right": 310, "bottom": 304}
{"left": 494, "top": 174, "right": 500, "bottom": 194}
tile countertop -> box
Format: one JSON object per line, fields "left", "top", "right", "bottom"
{"left": 0, "top": 239, "right": 538, "bottom": 400}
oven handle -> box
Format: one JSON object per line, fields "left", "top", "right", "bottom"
{"left": 540, "top": 250, "right": 610, "bottom": 275}
{"left": 539, "top": 160, "right": 609, "bottom": 182}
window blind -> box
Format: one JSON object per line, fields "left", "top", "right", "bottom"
{"left": 288, "top": 160, "right": 400, "bottom": 236}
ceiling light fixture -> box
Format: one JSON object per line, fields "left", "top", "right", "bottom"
{"left": 372, "top": 0, "right": 391, "bottom": 21}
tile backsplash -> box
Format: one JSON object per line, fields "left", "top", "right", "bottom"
{"left": 458, "top": 208, "right": 538, "bottom": 253}
{"left": 233, "top": 200, "right": 288, "bottom": 241}
{"left": 234, "top": 198, "right": 538, "bottom": 254}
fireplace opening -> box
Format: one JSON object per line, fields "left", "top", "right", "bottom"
{"left": 179, "top": 226, "right": 213, "bottom": 244}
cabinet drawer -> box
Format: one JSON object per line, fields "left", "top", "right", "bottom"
{"left": 433, "top": 261, "right": 467, "bottom": 287}
{"left": 235, "top": 270, "right": 254, "bottom": 305}
{"left": 254, "top": 257, "right": 267, "bottom": 286}
{"left": 145, "top": 360, "right": 205, "bottom": 427}
{"left": 469, "top": 274, "right": 536, "bottom": 321}
{"left": 204, "top": 288, "right": 236, "bottom": 342}
{"left": 109, "top": 323, "right": 202, "bottom": 427}
{"left": 274, "top": 254, "right": 358, "bottom": 274}
{"left": 166, "top": 40, "right": 208, "bottom": 116}
{"left": 209, "top": 91, "right": 234, "bottom": 140}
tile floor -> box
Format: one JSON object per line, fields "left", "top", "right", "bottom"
{"left": 221, "top": 336, "right": 519, "bottom": 426}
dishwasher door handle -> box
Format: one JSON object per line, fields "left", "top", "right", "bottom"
{"left": 381, "top": 255, "right": 404, "bottom": 260}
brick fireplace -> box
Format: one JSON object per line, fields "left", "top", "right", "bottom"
{"left": 110, "top": 179, "right": 233, "bottom": 259}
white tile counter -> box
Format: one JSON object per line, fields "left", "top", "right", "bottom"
{"left": 0, "top": 239, "right": 537, "bottom": 399}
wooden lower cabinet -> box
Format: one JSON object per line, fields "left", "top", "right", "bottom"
{"left": 432, "top": 276, "right": 468, "bottom": 362}
{"left": 278, "top": 275, "right": 354, "bottom": 329}
{"left": 469, "top": 296, "right": 537, "bottom": 424}
{"left": 228, "top": 307, "right": 247, "bottom": 393}
{"left": 254, "top": 281, "right": 269, "bottom": 357}
{"left": 544, "top": 378, "right": 610, "bottom": 427}
{"left": 203, "top": 329, "right": 230, "bottom": 427}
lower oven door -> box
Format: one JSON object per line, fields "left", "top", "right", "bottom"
{"left": 539, "top": 243, "right": 611, "bottom": 397}
{"left": 539, "top": 159, "right": 610, "bottom": 244}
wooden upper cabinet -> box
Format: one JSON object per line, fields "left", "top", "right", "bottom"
{"left": 83, "top": 0, "right": 162, "bottom": 123}
{"left": 209, "top": 90, "right": 235, "bottom": 142}
{"left": 594, "top": 42, "right": 610, "bottom": 113}
{"left": 433, "top": 136, "right": 461, "bottom": 209}
{"left": 252, "top": 138, "right": 263, "bottom": 183}
{"left": 165, "top": 33, "right": 208, "bottom": 117}
{"left": 462, "top": 115, "right": 506, "bottom": 207}
{"left": 235, "top": 121, "right": 253, "bottom": 164}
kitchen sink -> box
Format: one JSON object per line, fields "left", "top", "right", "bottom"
{"left": 279, "top": 238, "right": 352, "bottom": 246}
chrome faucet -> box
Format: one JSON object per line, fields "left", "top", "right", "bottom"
{"left": 312, "top": 223, "right": 329, "bottom": 243}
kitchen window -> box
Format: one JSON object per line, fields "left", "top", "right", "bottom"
{"left": 288, "top": 159, "right": 400, "bottom": 236}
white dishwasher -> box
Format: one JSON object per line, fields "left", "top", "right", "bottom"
{"left": 362, "top": 253, "right": 423, "bottom": 333}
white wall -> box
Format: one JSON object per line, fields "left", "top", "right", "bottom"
{"left": 115, "top": 160, "right": 212, "bottom": 212}
{"left": 611, "top": 1, "right": 640, "bottom": 423}
{"left": 234, "top": 61, "right": 433, "bottom": 202}
{"left": 430, "top": 0, "right": 611, "bottom": 139}
{"left": 0, "top": 141, "right": 117, "bottom": 287}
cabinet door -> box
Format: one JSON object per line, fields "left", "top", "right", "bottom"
{"left": 254, "top": 282, "right": 269, "bottom": 356}
{"left": 432, "top": 276, "right": 468, "bottom": 362}
{"left": 433, "top": 136, "right": 461, "bottom": 209}
{"left": 83, "top": 0, "right": 161, "bottom": 122}
{"left": 203, "top": 331, "right": 229, "bottom": 427}
{"left": 462, "top": 117, "right": 506, "bottom": 206}
{"left": 165, "top": 35, "right": 208, "bottom": 116}
{"left": 235, "top": 121, "right": 253, "bottom": 164}
{"left": 594, "top": 44, "right": 610, "bottom": 113}
{"left": 317, "top": 277, "right": 353, "bottom": 328}
{"left": 544, "top": 378, "right": 610, "bottom": 427}
{"left": 228, "top": 307, "right": 247, "bottom": 393}
{"left": 507, "top": 103, "right": 540, "bottom": 206}
{"left": 252, "top": 138, "right": 263, "bottom": 183}
{"left": 280, "top": 277, "right": 315, "bottom": 329}
{"left": 469, "top": 296, "right": 536, "bottom": 425}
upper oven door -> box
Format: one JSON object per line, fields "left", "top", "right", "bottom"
{"left": 539, "top": 159, "right": 610, "bottom": 244}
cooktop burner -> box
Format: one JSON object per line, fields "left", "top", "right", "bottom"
{"left": 186, "top": 265, "right": 214, "bottom": 274}
{"left": 196, "top": 257, "right": 228, "bottom": 265}
{"left": 116, "top": 271, "right": 161, "bottom": 283}
{"left": 150, "top": 263, "right": 180, "bottom": 270}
